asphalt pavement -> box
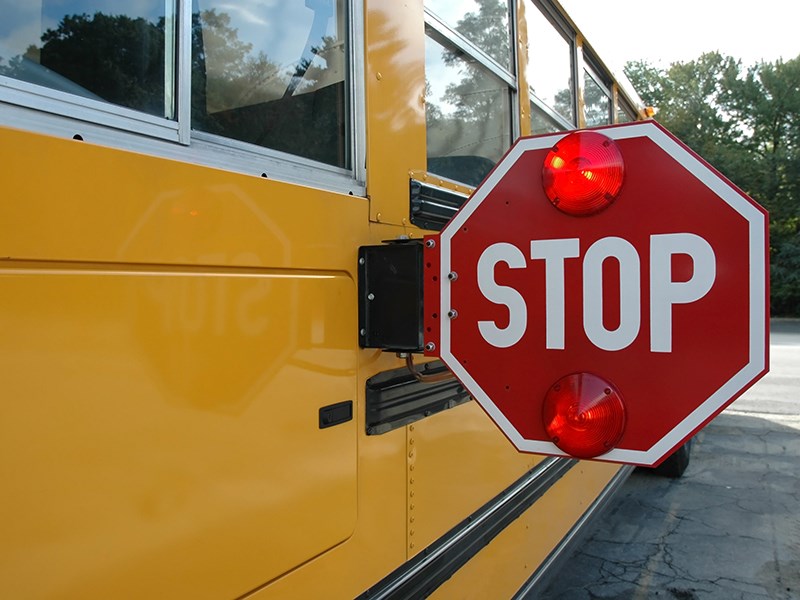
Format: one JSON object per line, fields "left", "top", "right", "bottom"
{"left": 537, "top": 320, "right": 800, "bottom": 600}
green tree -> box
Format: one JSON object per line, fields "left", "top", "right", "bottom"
{"left": 625, "top": 54, "right": 800, "bottom": 316}
{"left": 625, "top": 53, "right": 743, "bottom": 174}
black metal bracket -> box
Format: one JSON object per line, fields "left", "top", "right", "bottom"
{"left": 358, "top": 239, "right": 424, "bottom": 352}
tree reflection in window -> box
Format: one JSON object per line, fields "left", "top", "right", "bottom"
{"left": 191, "top": 1, "right": 349, "bottom": 168}
{"left": 583, "top": 69, "right": 612, "bottom": 127}
{"left": 0, "top": 3, "right": 169, "bottom": 116}
{"left": 425, "top": 0, "right": 512, "bottom": 187}
{"left": 0, "top": 0, "right": 349, "bottom": 169}
{"left": 426, "top": 0, "right": 512, "bottom": 70}
{"left": 531, "top": 103, "right": 564, "bottom": 134}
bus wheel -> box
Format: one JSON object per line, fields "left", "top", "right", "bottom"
{"left": 652, "top": 438, "right": 693, "bottom": 478}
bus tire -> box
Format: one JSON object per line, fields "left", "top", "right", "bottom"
{"left": 652, "top": 438, "right": 693, "bottom": 478}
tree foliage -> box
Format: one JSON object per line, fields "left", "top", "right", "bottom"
{"left": 626, "top": 53, "right": 800, "bottom": 316}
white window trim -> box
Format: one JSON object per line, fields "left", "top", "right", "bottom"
{"left": 0, "top": 76, "right": 182, "bottom": 142}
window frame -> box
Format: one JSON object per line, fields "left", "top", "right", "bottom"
{"left": 0, "top": 75, "right": 183, "bottom": 141}
{"left": 0, "top": 0, "right": 366, "bottom": 196}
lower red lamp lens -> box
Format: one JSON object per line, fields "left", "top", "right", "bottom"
{"left": 542, "top": 372, "right": 626, "bottom": 458}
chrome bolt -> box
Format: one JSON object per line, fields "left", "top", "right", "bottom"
{"left": 447, "top": 271, "right": 458, "bottom": 281}
{"left": 425, "top": 239, "right": 436, "bottom": 248}
{"left": 425, "top": 342, "right": 436, "bottom": 352}
{"left": 447, "top": 309, "right": 458, "bottom": 319}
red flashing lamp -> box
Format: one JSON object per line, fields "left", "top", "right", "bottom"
{"left": 542, "top": 372, "right": 626, "bottom": 459}
{"left": 542, "top": 131, "right": 625, "bottom": 216}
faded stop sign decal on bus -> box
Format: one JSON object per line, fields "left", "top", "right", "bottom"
{"left": 423, "top": 121, "right": 769, "bottom": 467}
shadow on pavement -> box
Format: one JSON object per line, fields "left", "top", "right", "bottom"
{"left": 538, "top": 412, "right": 800, "bottom": 600}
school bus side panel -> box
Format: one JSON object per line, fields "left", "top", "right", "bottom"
{"left": 0, "top": 127, "right": 363, "bottom": 599}
{"left": 429, "top": 461, "right": 623, "bottom": 599}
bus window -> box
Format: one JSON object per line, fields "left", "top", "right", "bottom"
{"left": 526, "top": 2, "right": 574, "bottom": 126}
{"left": 191, "top": 0, "right": 350, "bottom": 169}
{"left": 616, "top": 97, "right": 637, "bottom": 123}
{"left": 424, "top": 35, "right": 511, "bottom": 187}
{"left": 425, "top": 0, "right": 513, "bottom": 71}
{"left": 0, "top": 1, "right": 175, "bottom": 119}
{"left": 583, "top": 65, "right": 612, "bottom": 126}
{"left": 531, "top": 103, "right": 565, "bottom": 134}
{"left": 423, "top": 0, "right": 514, "bottom": 187}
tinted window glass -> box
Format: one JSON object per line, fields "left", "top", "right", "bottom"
{"left": 616, "top": 101, "right": 635, "bottom": 123}
{"left": 526, "top": 3, "right": 574, "bottom": 124}
{"left": 191, "top": 0, "right": 349, "bottom": 168}
{"left": 0, "top": 1, "right": 173, "bottom": 118}
{"left": 425, "top": 35, "right": 511, "bottom": 187}
{"left": 531, "top": 103, "right": 564, "bottom": 134}
{"left": 583, "top": 68, "right": 611, "bottom": 127}
{"left": 425, "top": 0, "right": 512, "bottom": 70}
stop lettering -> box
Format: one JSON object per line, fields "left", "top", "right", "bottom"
{"left": 423, "top": 122, "right": 769, "bottom": 467}
{"left": 478, "top": 233, "right": 715, "bottom": 352}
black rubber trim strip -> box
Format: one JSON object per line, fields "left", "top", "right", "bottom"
{"left": 512, "top": 465, "right": 634, "bottom": 599}
{"left": 356, "top": 457, "right": 577, "bottom": 600}
{"left": 365, "top": 361, "right": 471, "bottom": 435}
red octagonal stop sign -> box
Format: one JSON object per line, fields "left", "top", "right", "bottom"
{"left": 423, "top": 121, "right": 769, "bottom": 466}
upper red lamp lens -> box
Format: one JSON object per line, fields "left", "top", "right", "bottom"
{"left": 542, "top": 131, "right": 625, "bottom": 216}
{"left": 542, "top": 372, "right": 626, "bottom": 459}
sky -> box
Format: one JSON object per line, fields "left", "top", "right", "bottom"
{"left": 558, "top": 0, "right": 800, "bottom": 72}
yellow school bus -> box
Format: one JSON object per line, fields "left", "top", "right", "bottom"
{"left": 0, "top": 0, "right": 647, "bottom": 597}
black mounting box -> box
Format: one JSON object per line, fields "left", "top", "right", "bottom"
{"left": 358, "top": 239, "right": 424, "bottom": 352}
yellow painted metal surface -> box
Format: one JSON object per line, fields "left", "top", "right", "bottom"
{"left": 0, "top": 266, "right": 357, "bottom": 598}
{"left": 407, "top": 401, "right": 540, "bottom": 554}
{"left": 429, "top": 461, "right": 623, "bottom": 599}
{"left": 409, "top": 169, "right": 475, "bottom": 198}
{"left": 247, "top": 351, "right": 412, "bottom": 600}
{"left": 364, "top": 0, "right": 427, "bottom": 228}
{"left": 0, "top": 132, "right": 365, "bottom": 270}
{"left": 517, "top": 0, "right": 533, "bottom": 137}
{"left": 0, "top": 127, "right": 365, "bottom": 598}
